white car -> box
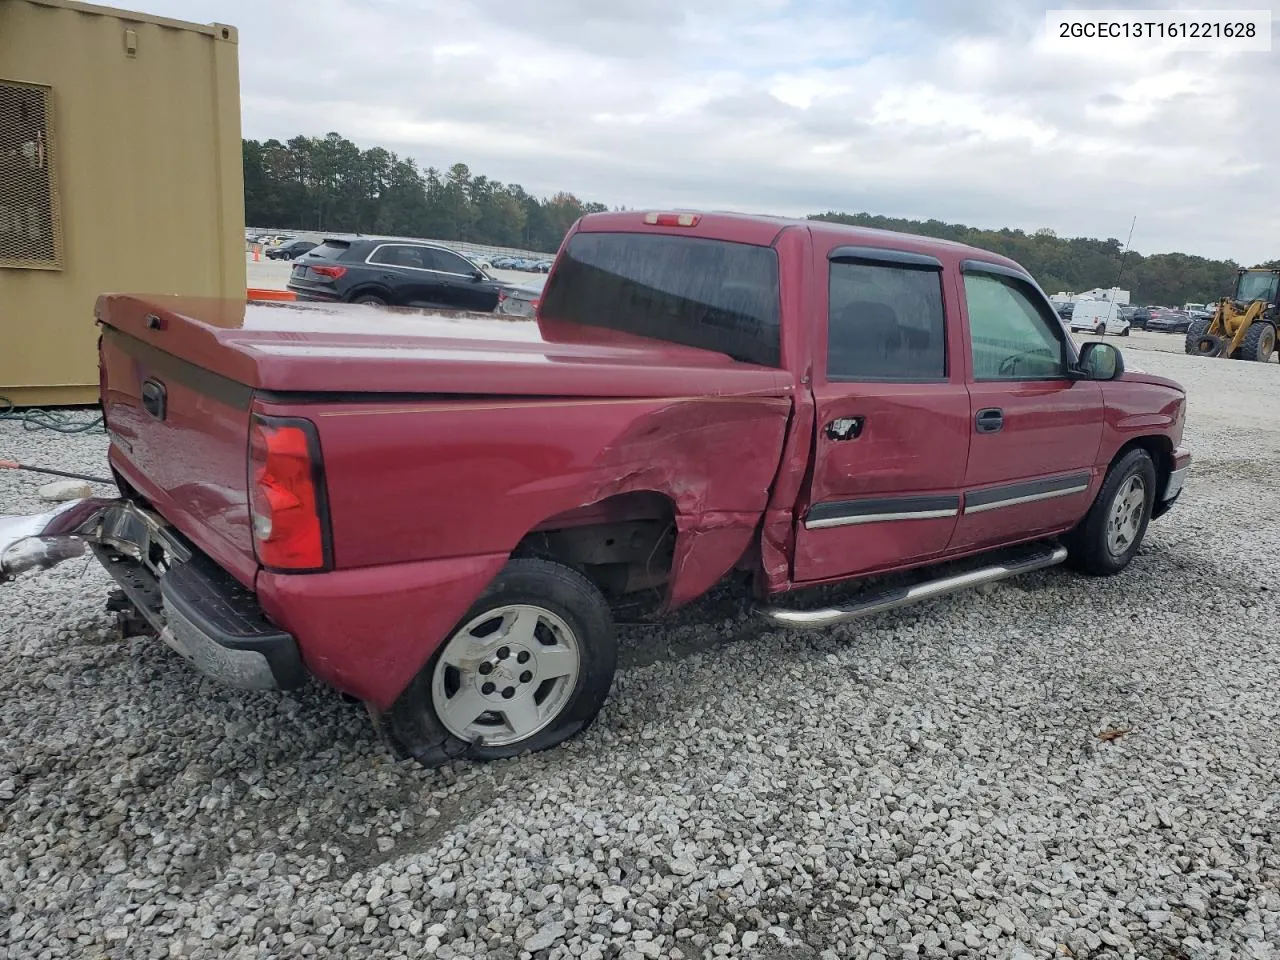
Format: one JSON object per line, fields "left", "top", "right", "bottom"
{"left": 1068, "top": 299, "right": 1130, "bottom": 337}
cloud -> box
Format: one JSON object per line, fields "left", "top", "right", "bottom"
{"left": 128, "top": 0, "right": 1279, "bottom": 262}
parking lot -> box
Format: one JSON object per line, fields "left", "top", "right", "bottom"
{"left": 248, "top": 250, "right": 549, "bottom": 295}
{"left": 2, "top": 340, "right": 1278, "bottom": 960}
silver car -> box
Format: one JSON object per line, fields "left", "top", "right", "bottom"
{"left": 496, "top": 284, "right": 541, "bottom": 317}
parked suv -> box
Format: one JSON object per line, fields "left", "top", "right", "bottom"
{"left": 288, "top": 237, "right": 505, "bottom": 310}
{"left": 265, "top": 239, "right": 318, "bottom": 261}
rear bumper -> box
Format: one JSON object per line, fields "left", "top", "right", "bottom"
{"left": 4, "top": 497, "right": 508, "bottom": 707}
{"left": 286, "top": 283, "right": 342, "bottom": 302}
{"left": 2, "top": 498, "right": 305, "bottom": 690}
{"left": 97, "top": 542, "right": 306, "bottom": 689}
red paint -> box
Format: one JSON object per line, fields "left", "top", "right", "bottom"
{"left": 256, "top": 553, "right": 510, "bottom": 708}
{"left": 94, "top": 210, "right": 1190, "bottom": 711}
{"left": 794, "top": 381, "right": 972, "bottom": 580}
{"left": 950, "top": 379, "right": 1104, "bottom": 553}
{"left": 100, "top": 329, "right": 258, "bottom": 588}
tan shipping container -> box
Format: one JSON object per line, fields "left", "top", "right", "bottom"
{"left": 0, "top": 0, "right": 244, "bottom": 406}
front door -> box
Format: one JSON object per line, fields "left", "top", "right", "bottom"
{"left": 792, "top": 248, "right": 971, "bottom": 584}
{"left": 950, "top": 262, "right": 1104, "bottom": 553}
{"left": 424, "top": 248, "right": 499, "bottom": 311}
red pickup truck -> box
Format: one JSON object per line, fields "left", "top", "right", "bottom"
{"left": 3, "top": 211, "right": 1190, "bottom": 766}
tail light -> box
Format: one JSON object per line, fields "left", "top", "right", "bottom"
{"left": 311, "top": 265, "right": 346, "bottom": 279}
{"left": 248, "top": 414, "right": 331, "bottom": 572}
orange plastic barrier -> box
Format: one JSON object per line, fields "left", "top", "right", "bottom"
{"left": 247, "top": 288, "right": 297, "bottom": 302}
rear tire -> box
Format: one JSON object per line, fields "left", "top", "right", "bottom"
{"left": 1064, "top": 448, "right": 1157, "bottom": 577}
{"left": 386, "top": 558, "right": 617, "bottom": 765}
{"left": 1095, "top": 323, "right": 1105, "bottom": 335}
{"left": 1240, "top": 321, "right": 1276, "bottom": 363}
{"left": 352, "top": 293, "right": 388, "bottom": 306}
{"left": 1184, "top": 318, "right": 1213, "bottom": 354}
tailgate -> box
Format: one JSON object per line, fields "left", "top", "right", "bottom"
{"left": 99, "top": 325, "right": 258, "bottom": 587}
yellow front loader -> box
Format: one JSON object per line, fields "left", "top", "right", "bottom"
{"left": 1186, "top": 268, "right": 1280, "bottom": 362}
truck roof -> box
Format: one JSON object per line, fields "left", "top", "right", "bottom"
{"left": 575, "top": 210, "right": 1028, "bottom": 274}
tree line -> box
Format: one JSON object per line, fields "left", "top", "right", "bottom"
{"left": 810, "top": 213, "right": 1276, "bottom": 307}
{"left": 244, "top": 132, "right": 1273, "bottom": 306}
{"left": 243, "top": 132, "right": 606, "bottom": 254}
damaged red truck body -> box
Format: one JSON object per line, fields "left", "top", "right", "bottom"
{"left": 4, "top": 211, "right": 1190, "bottom": 766}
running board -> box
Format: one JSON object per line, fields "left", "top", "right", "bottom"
{"left": 756, "top": 544, "right": 1069, "bottom": 629}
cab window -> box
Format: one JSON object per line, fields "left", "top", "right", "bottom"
{"left": 964, "top": 273, "right": 1067, "bottom": 380}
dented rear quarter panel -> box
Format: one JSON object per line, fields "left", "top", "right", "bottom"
{"left": 252, "top": 389, "right": 794, "bottom": 707}
{"left": 257, "top": 391, "right": 795, "bottom": 574}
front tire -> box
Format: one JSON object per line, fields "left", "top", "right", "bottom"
{"left": 1065, "top": 448, "right": 1157, "bottom": 576}
{"left": 386, "top": 559, "right": 617, "bottom": 764}
{"left": 1240, "top": 321, "right": 1276, "bottom": 363}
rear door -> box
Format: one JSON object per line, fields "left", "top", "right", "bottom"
{"left": 363, "top": 243, "right": 439, "bottom": 306}
{"left": 950, "top": 261, "right": 1104, "bottom": 553}
{"left": 792, "top": 246, "right": 971, "bottom": 584}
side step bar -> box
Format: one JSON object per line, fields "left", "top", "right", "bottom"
{"left": 757, "top": 544, "right": 1069, "bottom": 629}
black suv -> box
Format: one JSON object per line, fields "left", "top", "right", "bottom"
{"left": 288, "top": 237, "right": 505, "bottom": 310}
{"left": 265, "top": 239, "right": 318, "bottom": 260}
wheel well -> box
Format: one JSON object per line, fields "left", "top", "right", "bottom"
{"left": 1113, "top": 435, "right": 1172, "bottom": 491}
{"left": 345, "top": 283, "right": 391, "bottom": 301}
{"left": 512, "top": 492, "right": 678, "bottom": 603}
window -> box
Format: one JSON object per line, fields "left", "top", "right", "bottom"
{"left": 538, "top": 232, "right": 782, "bottom": 367}
{"left": 964, "top": 271, "right": 1066, "bottom": 380}
{"left": 0, "top": 80, "right": 61, "bottom": 269}
{"left": 369, "top": 244, "right": 429, "bottom": 269}
{"left": 367, "top": 244, "right": 475, "bottom": 274}
{"left": 309, "top": 239, "right": 350, "bottom": 261}
{"left": 826, "top": 260, "right": 946, "bottom": 381}
{"left": 1237, "top": 271, "right": 1279, "bottom": 305}
{"left": 425, "top": 248, "right": 476, "bottom": 275}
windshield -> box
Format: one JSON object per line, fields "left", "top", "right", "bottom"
{"left": 1236, "top": 272, "right": 1279, "bottom": 305}
{"left": 538, "top": 231, "right": 782, "bottom": 366}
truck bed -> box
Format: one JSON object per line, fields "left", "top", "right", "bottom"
{"left": 96, "top": 295, "right": 794, "bottom": 398}
{"left": 96, "top": 294, "right": 796, "bottom": 588}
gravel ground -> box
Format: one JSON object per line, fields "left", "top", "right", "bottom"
{"left": 2, "top": 345, "right": 1279, "bottom": 960}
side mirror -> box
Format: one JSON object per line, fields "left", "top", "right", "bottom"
{"left": 1075, "top": 341, "right": 1124, "bottom": 381}
{"left": 471, "top": 269, "right": 487, "bottom": 282}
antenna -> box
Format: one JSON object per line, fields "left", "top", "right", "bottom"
{"left": 1096, "top": 216, "right": 1137, "bottom": 339}
{"left": 1113, "top": 215, "right": 1137, "bottom": 290}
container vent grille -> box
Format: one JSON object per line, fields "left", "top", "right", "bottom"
{"left": 0, "top": 80, "right": 62, "bottom": 270}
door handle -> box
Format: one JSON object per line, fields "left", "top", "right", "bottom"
{"left": 975, "top": 408, "right": 1003, "bottom": 433}
{"left": 825, "top": 416, "right": 864, "bottom": 441}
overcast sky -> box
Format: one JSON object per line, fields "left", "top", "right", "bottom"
{"left": 134, "top": 0, "right": 1278, "bottom": 264}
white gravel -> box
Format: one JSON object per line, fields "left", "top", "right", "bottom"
{"left": 2, "top": 346, "right": 1279, "bottom": 960}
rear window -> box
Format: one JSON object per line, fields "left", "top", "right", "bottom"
{"left": 308, "top": 240, "right": 350, "bottom": 260}
{"left": 538, "top": 232, "right": 782, "bottom": 367}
